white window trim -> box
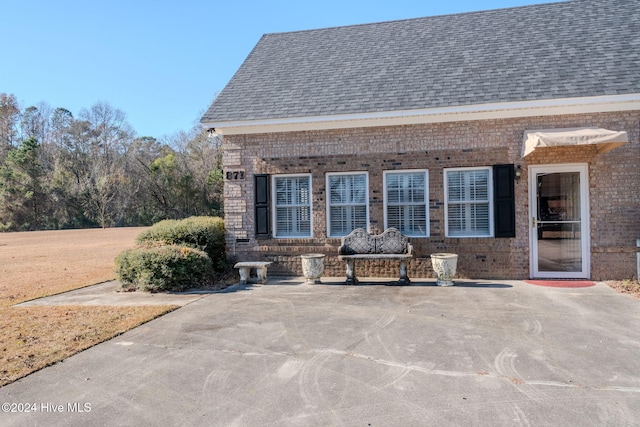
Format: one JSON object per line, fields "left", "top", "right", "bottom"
{"left": 272, "top": 173, "right": 313, "bottom": 238}
{"left": 326, "top": 171, "right": 369, "bottom": 238}
{"left": 383, "top": 169, "right": 430, "bottom": 237}
{"left": 444, "top": 166, "right": 494, "bottom": 238}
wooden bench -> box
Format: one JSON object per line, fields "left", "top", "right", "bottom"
{"left": 337, "top": 228, "right": 413, "bottom": 285}
{"left": 233, "top": 261, "right": 272, "bottom": 285}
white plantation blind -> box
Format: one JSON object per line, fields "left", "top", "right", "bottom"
{"left": 327, "top": 173, "right": 368, "bottom": 237}
{"left": 274, "top": 175, "right": 311, "bottom": 237}
{"left": 445, "top": 168, "right": 492, "bottom": 237}
{"left": 385, "top": 171, "right": 428, "bottom": 236}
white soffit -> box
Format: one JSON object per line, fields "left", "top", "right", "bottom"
{"left": 204, "top": 94, "right": 640, "bottom": 135}
{"left": 521, "top": 127, "right": 629, "bottom": 158}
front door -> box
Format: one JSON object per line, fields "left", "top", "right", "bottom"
{"left": 529, "top": 164, "right": 590, "bottom": 278}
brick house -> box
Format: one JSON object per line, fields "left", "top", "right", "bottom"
{"left": 201, "top": 0, "right": 639, "bottom": 281}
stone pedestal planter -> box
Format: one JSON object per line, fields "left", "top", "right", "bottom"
{"left": 431, "top": 253, "right": 458, "bottom": 286}
{"left": 301, "top": 253, "right": 326, "bottom": 284}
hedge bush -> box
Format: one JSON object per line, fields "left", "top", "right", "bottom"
{"left": 136, "top": 216, "right": 226, "bottom": 271}
{"left": 115, "top": 244, "right": 213, "bottom": 292}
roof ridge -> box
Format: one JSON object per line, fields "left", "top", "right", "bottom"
{"left": 260, "top": 0, "right": 569, "bottom": 38}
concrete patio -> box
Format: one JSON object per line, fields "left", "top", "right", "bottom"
{"left": 2, "top": 277, "right": 639, "bottom": 426}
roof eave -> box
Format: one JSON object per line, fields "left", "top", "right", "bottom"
{"left": 201, "top": 94, "right": 640, "bottom": 136}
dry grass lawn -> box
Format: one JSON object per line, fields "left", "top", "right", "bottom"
{"left": 1, "top": 228, "right": 147, "bottom": 305}
{"left": 0, "top": 228, "right": 177, "bottom": 387}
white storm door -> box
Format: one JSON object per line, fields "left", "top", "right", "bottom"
{"left": 529, "top": 164, "right": 590, "bottom": 278}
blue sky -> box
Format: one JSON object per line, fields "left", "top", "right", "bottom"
{"left": 1, "top": 0, "right": 558, "bottom": 139}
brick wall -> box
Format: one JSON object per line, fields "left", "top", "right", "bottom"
{"left": 222, "top": 111, "right": 640, "bottom": 280}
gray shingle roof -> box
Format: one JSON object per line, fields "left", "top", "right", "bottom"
{"left": 201, "top": 0, "right": 640, "bottom": 124}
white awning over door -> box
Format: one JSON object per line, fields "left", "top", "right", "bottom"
{"left": 521, "top": 127, "right": 628, "bottom": 157}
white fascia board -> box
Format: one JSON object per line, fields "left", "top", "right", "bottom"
{"left": 202, "top": 94, "right": 640, "bottom": 135}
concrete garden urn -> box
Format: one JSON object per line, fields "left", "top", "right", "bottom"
{"left": 301, "top": 253, "right": 326, "bottom": 284}
{"left": 431, "top": 253, "right": 458, "bottom": 286}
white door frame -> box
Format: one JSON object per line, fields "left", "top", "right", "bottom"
{"left": 528, "top": 163, "right": 590, "bottom": 279}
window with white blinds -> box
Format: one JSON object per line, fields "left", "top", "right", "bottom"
{"left": 327, "top": 172, "right": 368, "bottom": 237}
{"left": 273, "top": 174, "right": 312, "bottom": 237}
{"left": 384, "top": 170, "right": 429, "bottom": 237}
{"left": 445, "top": 167, "right": 493, "bottom": 237}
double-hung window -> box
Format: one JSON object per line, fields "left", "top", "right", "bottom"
{"left": 384, "top": 170, "right": 429, "bottom": 237}
{"left": 327, "top": 172, "right": 368, "bottom": 237}
{"left": 273, "top": 174, "right": 312, "bottom": 237}
{"left": 445, "top": 167, "right": 493, "bottom": 237}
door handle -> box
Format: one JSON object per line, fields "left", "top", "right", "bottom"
{"left": 531, "top": 217, "right": 536, "bottom": 228}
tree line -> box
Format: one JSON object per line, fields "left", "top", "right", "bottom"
{"left": 0, "top": 93, "right": 223, "bottom": 231}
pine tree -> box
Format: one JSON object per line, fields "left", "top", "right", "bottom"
{"left": 0, "top": 137, "right": 48, "bottom": 230}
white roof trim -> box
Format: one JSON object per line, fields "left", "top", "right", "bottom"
{"left": 202, "top": 94, "right": 640, "bottom": 135}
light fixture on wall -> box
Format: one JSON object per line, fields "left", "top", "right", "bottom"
{"left": 515, "top": 165, "right": 522, "bottom": 181}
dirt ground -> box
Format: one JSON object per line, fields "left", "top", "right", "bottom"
{"left": 607, "top": 279, "right": 640, "bottom": 298}
{"left": 0, "top": 227, "right": 176, "bottom": 386}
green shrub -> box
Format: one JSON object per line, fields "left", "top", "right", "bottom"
{"left": 115, "top": 244, "right": 213, "bottom": 292}
{"left": 136, "top": 216, "right": 226, "bottom": 270}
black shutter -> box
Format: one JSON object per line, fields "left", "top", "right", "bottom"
{"left": 493, "top": 164, "right": 516, "bottom": 238}
{"left": 254, "top": 174, "right": 271, "bottom": 237}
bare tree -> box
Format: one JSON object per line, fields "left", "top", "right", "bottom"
{"left": 0, "top": 93, "right": 20, "bottom": 159}
{"left": 20, "top": 102, "right": 52, "bottom": 142}
{"left": 79, "top": 102, "right": 134, "bottom": 157}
